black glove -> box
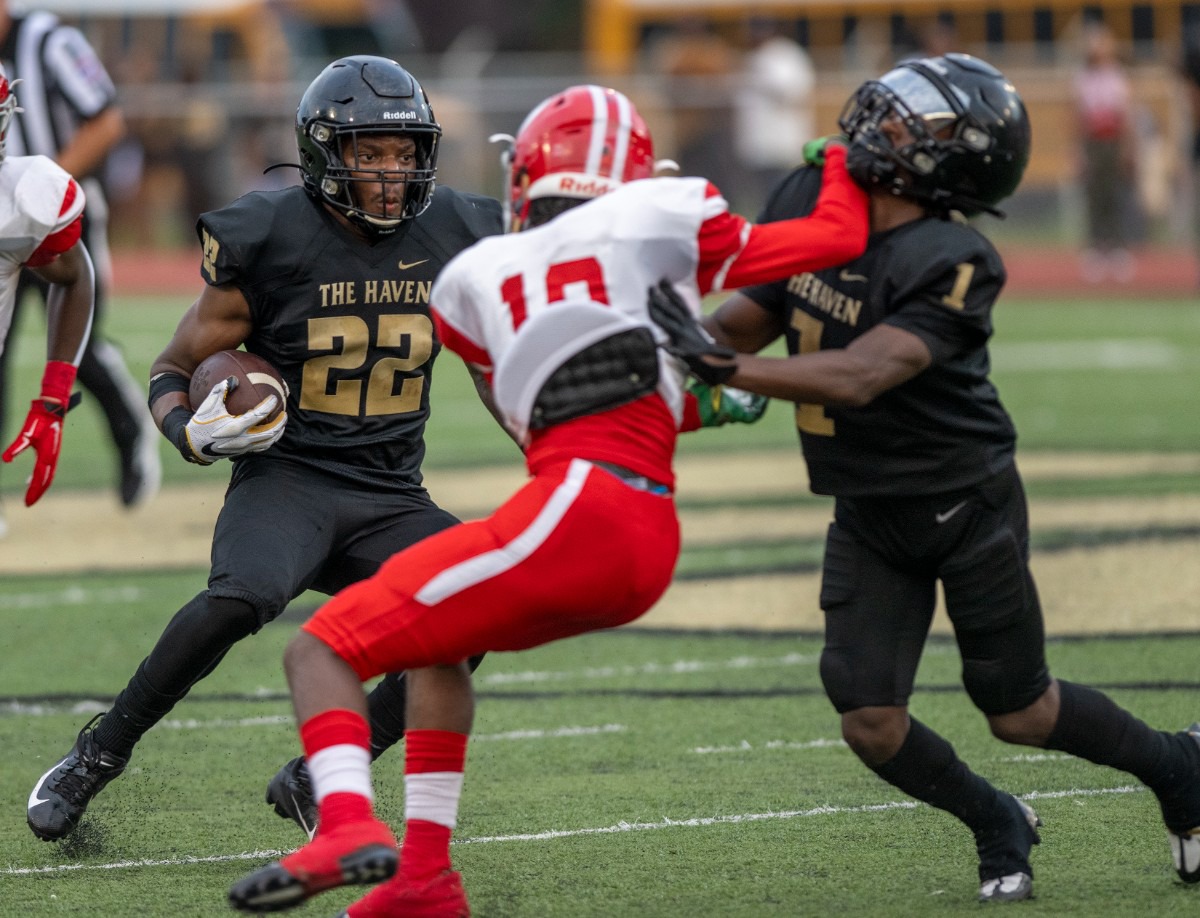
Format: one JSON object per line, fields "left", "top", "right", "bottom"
{"left": 646, "top": 279, "right": 736, "bottom": 386}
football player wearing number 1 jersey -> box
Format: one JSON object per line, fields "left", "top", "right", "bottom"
{"left": 227, "top": 83, "right": 868, "bottom": 916}
{"left": 694, "top": 53, "right": 1200, "bottom": 902}
{"left": 26, "top": 56, "right": 503, "bottom": 844}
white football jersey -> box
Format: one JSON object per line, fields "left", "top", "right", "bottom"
{"left": 0, "top": 154, "right": 84, "bottom": 355}
{"left": 430, "top": 176, "right": 735, "bottom": 443}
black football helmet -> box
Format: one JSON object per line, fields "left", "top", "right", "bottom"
{"left": 838, "top": 53, "right": 1030, "bottom": 217}
{"left": 295, "top": 55, "right": 441, "bottom": 232}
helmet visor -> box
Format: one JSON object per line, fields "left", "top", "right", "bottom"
{"left": 879, "top": 67, "right": 967, "bottom": 134}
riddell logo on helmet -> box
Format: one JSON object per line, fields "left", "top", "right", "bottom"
{"left": 383, "top": 111, "right": 418, "bottom": 120}
{"left": 557, "top": 176, "right": 617, "bottom": 196}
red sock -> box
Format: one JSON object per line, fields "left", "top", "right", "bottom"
{"left": 402, "top": 730, "right": 468, "bottom": 882}
{"left": 402, "top": 820, "right": 453, "bottom": 882}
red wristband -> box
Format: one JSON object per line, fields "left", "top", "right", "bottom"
{"left": 40, "top": 360, "right": 77, "bottom": 405}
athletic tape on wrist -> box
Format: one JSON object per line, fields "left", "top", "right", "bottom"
{"left": 148, "top": 371, "right": 190, "bottom": 411}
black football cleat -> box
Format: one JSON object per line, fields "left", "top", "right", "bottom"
{"left": 1164, "top": 723, "right": 1200, "bottom": 883}
{"left": 266, "top": 755, "right": 318, "bottom": 839}
{"left": 27, "top": 713, "right": 128, "bottom": 841}
{"left": 976, "top": 794, "right": 1041, "bottom": 903}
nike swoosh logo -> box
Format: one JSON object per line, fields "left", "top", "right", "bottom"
{"left": 28, "top": 757, "right": 68, "bottom": 811}
{"left": 397, "top": 259, "right": 429, "bottom": 271}
{"left": 838, "top": 270, "right": 868, "bottom": 283}
{"left": 292, "top": 793, "right": 317, "bottom": 840}
{"left": 935, "top": 500, "right": 968, "bottom": 524}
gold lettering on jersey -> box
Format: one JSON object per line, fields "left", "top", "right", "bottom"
{"left": 319, "top": 282, "right": 359, "bottom": 308}
{"left": 786, "top": 273, "right": 862, "bottom": 327}
{"left": 940, "top": 262, "right": 975, "bottom": 310}
{"left": 363, "top": 280, "right": 432, "bottom": 305}
{"left": 301, "top": 314, "right": 432, "bottom": 417}
{"left": 200, "top": 229, "right": 220, "bottom": 284}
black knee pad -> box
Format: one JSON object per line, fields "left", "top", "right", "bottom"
{"left": 819, "top": 646, "right": 860, "bottom": 714}
{"left": 943, "top": 533, "right": 1050, "bottom": 714}
{"left": 960, "top": 653, "right": 1050, "bottom": 715}
{"left": 207, "top": 594, "right": 267, "bottom": 637}
{"left": 144, "top": 593, "right": 267, "bottom": 693}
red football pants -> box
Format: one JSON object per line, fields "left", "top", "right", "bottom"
{"left": 304, "top": 458, "right": 680, "bottom": 680}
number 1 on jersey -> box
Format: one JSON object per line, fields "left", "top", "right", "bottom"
{"left": 791, "top": 311, "right": 835, "bottom": 436}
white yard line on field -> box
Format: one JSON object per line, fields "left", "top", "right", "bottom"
{"left": 5, "top": 586, "right": 143, "bottom": 609}
{"left": 478, "top": 652, "right": 823, "bottom": 686}
{"left": 2, "top": 785, "right": 1145, "bottom": 876}
{"left": 693, "top": 737, "right": 847, "bottom": 754}
{"left": 160, "top": 717, "right": 628, "bottom": 743}
{"left": 990, "top": 339, "right": 1184, "bottom": 371}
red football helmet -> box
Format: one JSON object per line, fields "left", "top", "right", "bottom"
{"left": 0, "top": 66, "right": 19, "bottom": 164}
{"left": 499, "top": 84, "right": 655, "bottom": 231}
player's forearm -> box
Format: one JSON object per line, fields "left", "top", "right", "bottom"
{"left": 725, "top": 150, "right": 868, "bottom": 287}
{"left": 40, "top": 248, "right": 95, "bottom": 366}
{"left": 726, "top": 350, "right": 871, "bottom": 407}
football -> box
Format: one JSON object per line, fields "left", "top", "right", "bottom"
{"left": 189, "top": 350, "right": 288, "bottom": 421}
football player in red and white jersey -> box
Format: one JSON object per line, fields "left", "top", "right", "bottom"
{"left": 0, "top": 63, "right": 94, "bottom": 510}
{"left": 229, "top": 85, "right": 868, "bottom": 917}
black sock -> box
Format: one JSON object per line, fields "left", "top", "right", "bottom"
{"left": 92, "top": 659, "right": 190, "bottom": 758}
{"left": 90, "top": 594, "right": 258, "bottom": 759}
{"left": 1045, "top": 680, "right": 1195, "bottom": 802}
{"left": 870, "top": 718, "right": 1003, "bottom": 833}
{"left": 365, "top": 654, "right": 486, "bottom": 761}
{"left": 366, "top": 672, "right": 408, "bottom": 761}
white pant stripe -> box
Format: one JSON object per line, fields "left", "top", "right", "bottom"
{"left": 415, "top": 458, "right": 590, "bottom": 605}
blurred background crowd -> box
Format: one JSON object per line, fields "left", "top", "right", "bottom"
{"left": 15, "top": 0, "right": 1200, "bottom": 277}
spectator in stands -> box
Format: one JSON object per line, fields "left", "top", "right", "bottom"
{"left": 1181, "top": 26, "right": 1200, "bottom": 286}
{"left": 733, "top": 17, "right": 816, "bottom": 210}
{"left": 1072, "top": 21, "right": 1137, "bottom": 283}
{"left": 654, "top": 18, "right": 738, "bottom": 195}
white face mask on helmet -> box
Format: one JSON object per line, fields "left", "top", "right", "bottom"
{"left": 0, "top": 66, "right": 21, "bottom": 165}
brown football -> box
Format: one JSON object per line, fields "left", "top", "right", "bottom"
{"left": 189, "top": 350, "right": 288, "bottom": 421}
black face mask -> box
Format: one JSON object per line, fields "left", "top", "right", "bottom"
{"left": 845, "top": 131, "right": 897, "bottom": 191}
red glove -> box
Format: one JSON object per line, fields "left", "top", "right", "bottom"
{"left": 2, "top": 360, "right": 78, "bottom": 506}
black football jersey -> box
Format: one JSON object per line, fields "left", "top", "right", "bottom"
{"left": 197, "top": 185, "right": 503, "bottom": 490}
{"left": 742, "top": 166, "right": 1017, "bottom": 497}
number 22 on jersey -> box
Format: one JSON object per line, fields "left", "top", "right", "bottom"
{"left": 301, "top": 314, "right": 433, "bottom": 416}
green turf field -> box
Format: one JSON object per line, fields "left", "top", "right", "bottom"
{"left": 2, "top": 293, "right": 1199, "bottom": 497}
{"left": 1, "top": 607, "right": 1198, "bottom": 916}
{"left": 1, "top": 291, "right": 1199, "bottom": 916}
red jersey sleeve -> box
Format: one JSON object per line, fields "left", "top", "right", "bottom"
{"left": 24, "top": 179, "right": 84, "bottom": 268}
{"left": 695, "top": 145, "right": 869, "bottom": 292}
{"left": 432, "top": 310, "right": 492, "bottom": 372}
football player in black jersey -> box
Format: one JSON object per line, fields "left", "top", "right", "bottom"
{"left": 26, "top": 56, "right": 503, "bottom": 844}
{"left": 677, "top": 53, "right": 1200, "bottom": 901}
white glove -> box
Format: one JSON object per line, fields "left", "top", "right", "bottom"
{"left": 183, "top": 378, "right": 287, "bottom": 464}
